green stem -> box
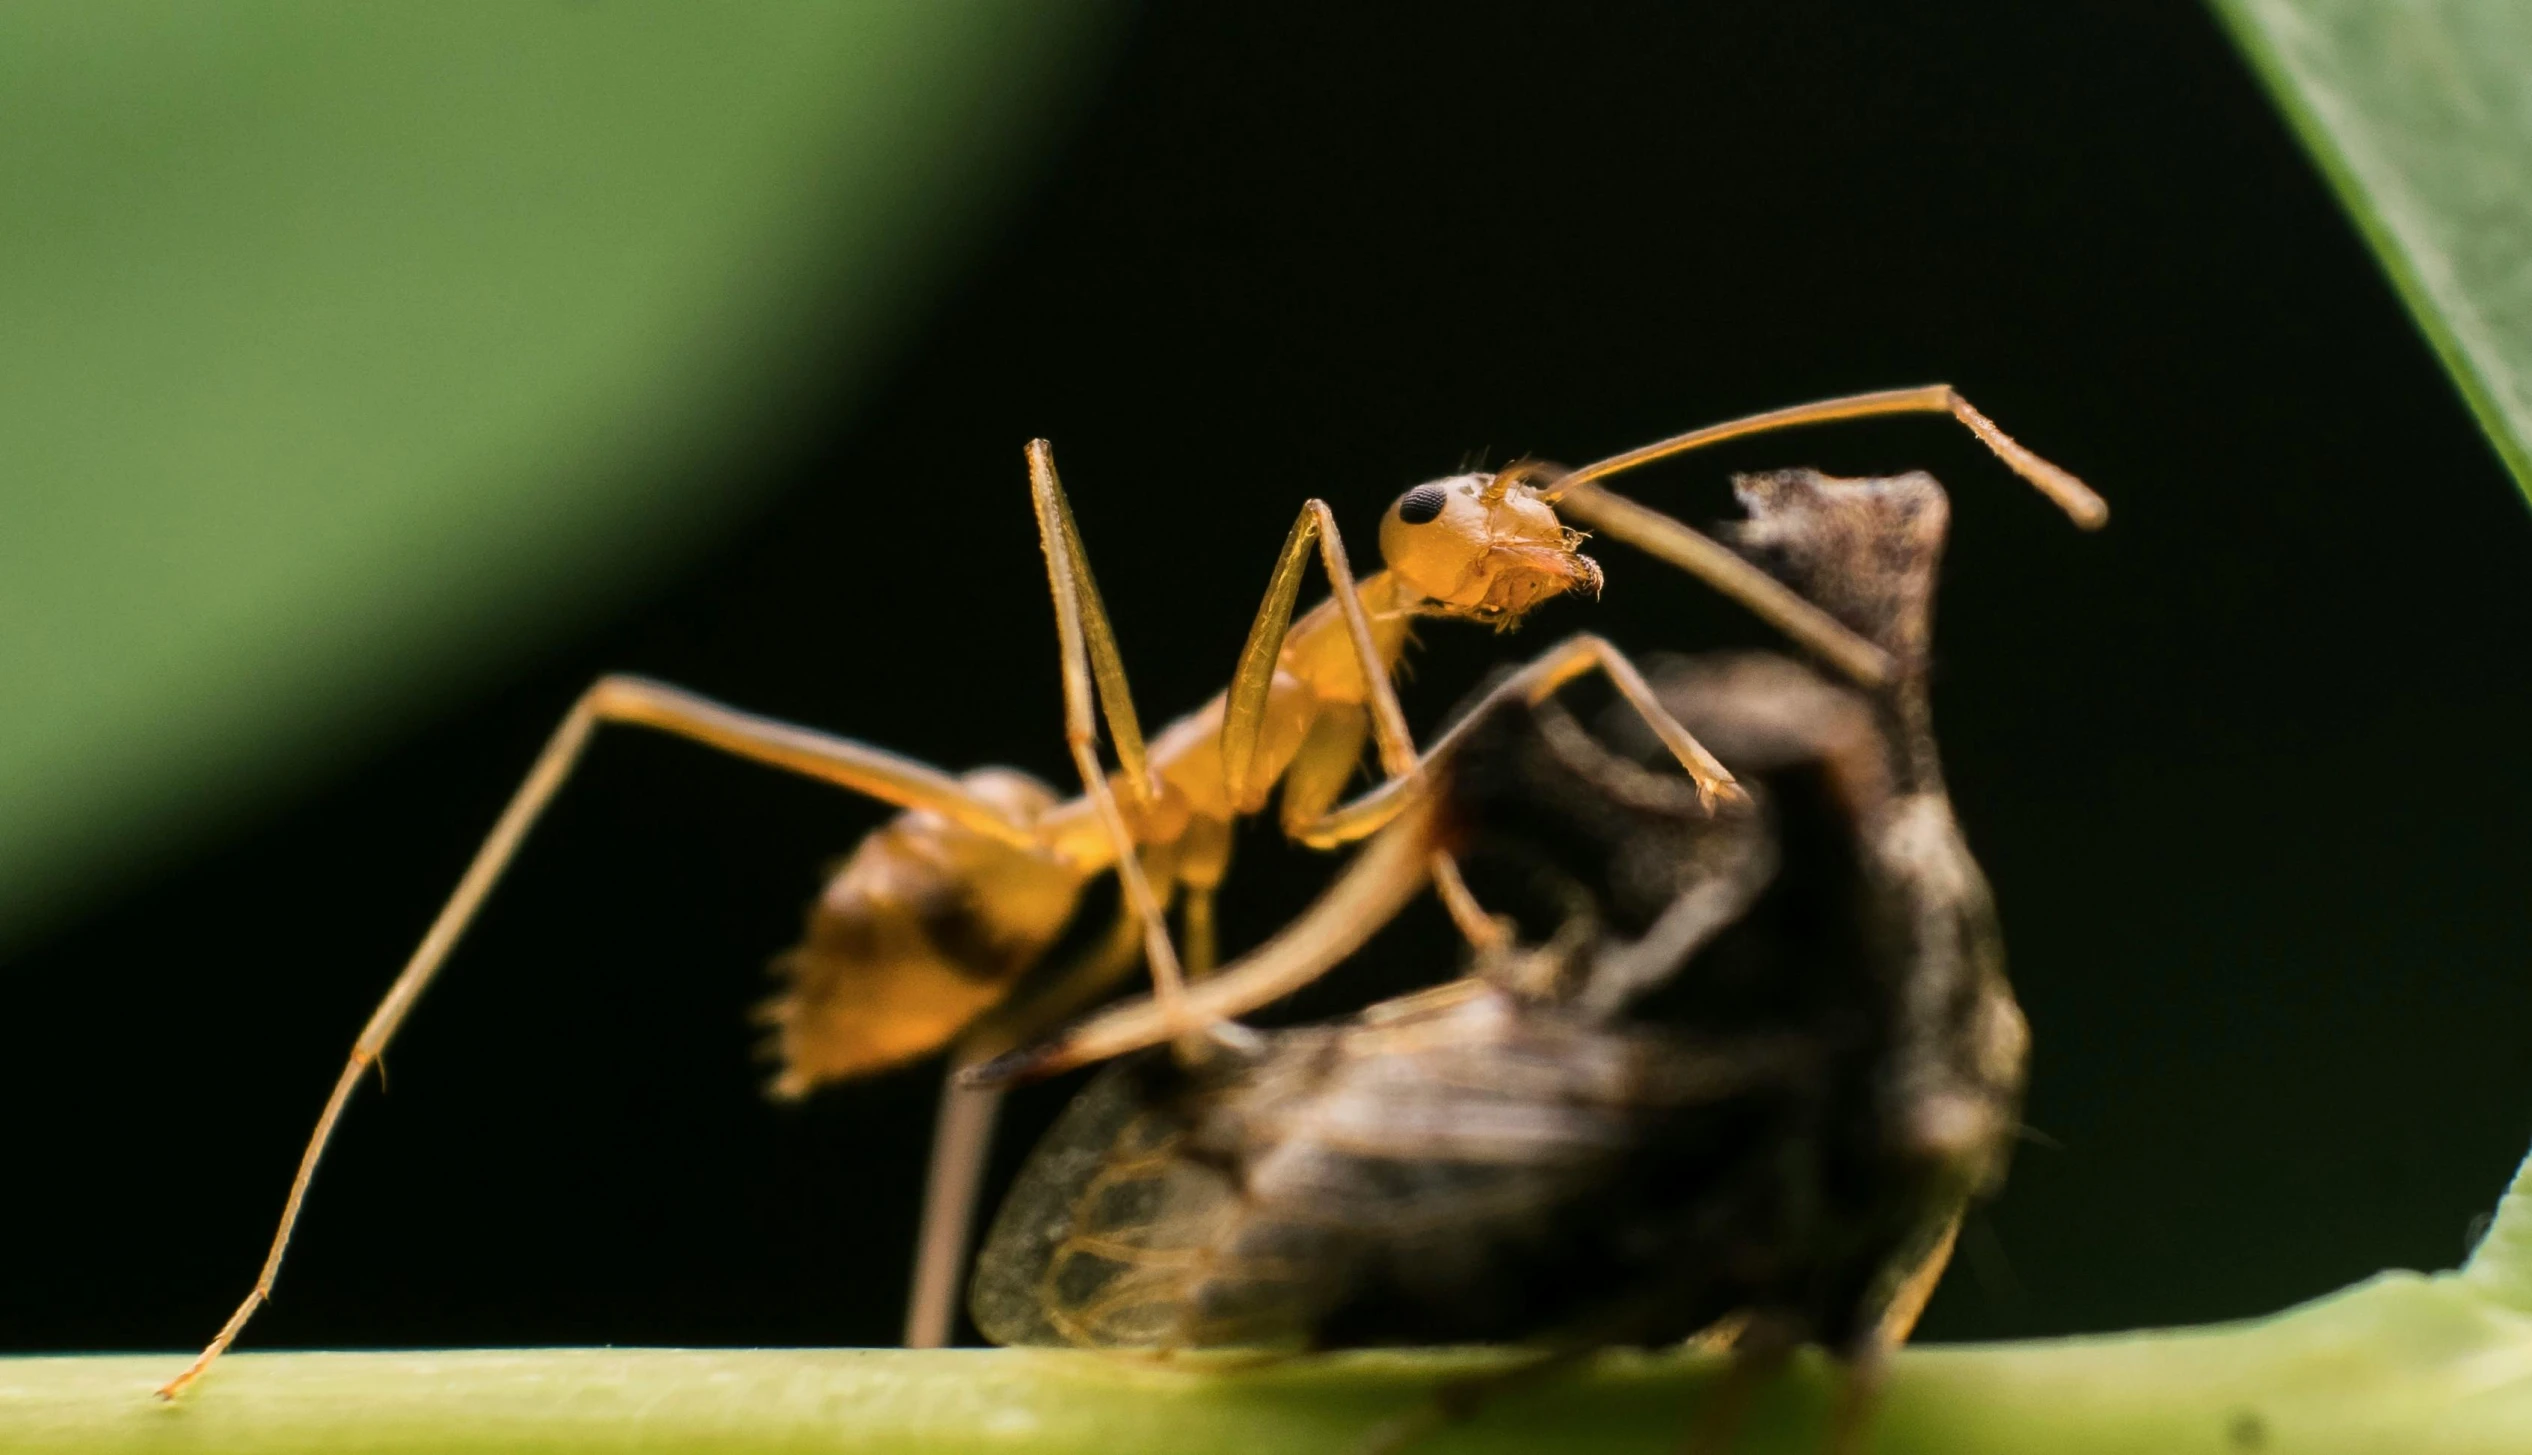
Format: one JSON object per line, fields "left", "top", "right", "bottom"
{"left": 12, "top": 1249, "right": 2532, "bottom": 1455}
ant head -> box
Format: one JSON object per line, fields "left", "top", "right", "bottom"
{"left": 1379, "top": 462, "right": 1602, "bottom": 626}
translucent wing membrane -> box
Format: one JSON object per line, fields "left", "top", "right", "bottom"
{"left": 972, "top": 1062, "right": 1301, "bottom": 1349}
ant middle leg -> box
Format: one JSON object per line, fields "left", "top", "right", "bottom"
{"left": 902, "top": 865, "right": 1167, "bottom": 1349}
{"left": 878, "top": 441, "right": 1205, "bottom": 1351}
{"left": 1294, "top": 630, "right": 1743, "bottom": 852}
{"left": 975, "top": 634, "right": 1738, "bottom": 1083}
{"left": 897, "top": 439, "right": 1239, "bottom": 1348}
{"left": 1171, "top": 816, "right": 1234, "bottom": 980}
{"left": 903, "top": 1074, "right": 1005, "bottom": 1351}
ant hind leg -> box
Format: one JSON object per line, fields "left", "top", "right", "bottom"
{"left": 903, "top": 891, "right": 1157, "bottom": 1348}
{"left": 158, "top": 676, "right": 1063, "bottom": 1398}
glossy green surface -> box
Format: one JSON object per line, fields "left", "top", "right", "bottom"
{"left": 2214, "top": 0, "right": 2532, "bottom": 497}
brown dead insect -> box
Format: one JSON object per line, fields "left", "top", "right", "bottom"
{"left": 163, "top": 387, "right": 2090, "bottom": 1397}
{"left": 969, "top": 467, "right": 2052, "bottom": 1451}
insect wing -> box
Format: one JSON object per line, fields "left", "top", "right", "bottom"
{"left": 971, "top": 1060, "right": 1318, "bottom": 1349}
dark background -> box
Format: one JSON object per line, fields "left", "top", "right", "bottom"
{"left": 10, "top": 0, "right": 2532, "bottom": 1354}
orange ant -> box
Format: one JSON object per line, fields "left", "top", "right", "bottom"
{"left": 970, "top": 462, "right": 2095, "bottom": 1455}
{"left": 160, "top": 385, "right": 2099, "bottom": 1397}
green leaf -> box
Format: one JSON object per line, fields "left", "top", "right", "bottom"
{"left": 0, "top": 3, "right": 1119, "bottom": 941}
{"left": 2211, "top": 0, "right": 2532, "bottom": 500}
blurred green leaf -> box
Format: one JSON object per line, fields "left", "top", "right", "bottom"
{"left": 2213, "top": 0, "right": 2532, "bottom": 498}
{"left": 0, "top": 3, "right": 1118, "bottom": 940}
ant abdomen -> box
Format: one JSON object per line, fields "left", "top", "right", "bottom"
{"left": 761, "top": 768, "right": 1092, "bottom": 1098}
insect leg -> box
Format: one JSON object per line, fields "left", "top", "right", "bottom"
{"left": 1222, "top": 500, "right": 1420, "bottom": 805}
{"left": 1870, "top": 1199, "right": 1969, "bottom": 1348}
{"left": 1179, "top": 887, "right": 1219, "bottom": 977}
{"left": 902, "top": 1077, "right": 1002, "bottom": 1351}
{"left": 978, "top": 634, "right": 1740, "bottom": 1080}
{"left": 1169, "top": 816, "right": 1233, "bottom": 980}
{"left": 905, "top": 438, "right": 1208, "bottom": 1351}
{"left": 1223, "top": 500, "right": 1520, "bottom": 950}
{"left": 1220, "top": 506, "right": 1320, "bottom": 812}
{"left": 964, "top": 792, "right": 1443, "bottom": 1085}
{"left": 1778, "top": 1196, "right": 1968, "bottom": 1452}
{"left": 1427, "top": 854, "right": 1511, "bottom": 950}
{"left": 156, "top": 677, "right": 1059, "bottom": 1399}
{"left": 586, "top": 676, "right": 1047, "bottom": 842}
{"left": 1275, "top": 701, "right": 1371, "bottom": 836}
{"left": 1275, "top": 501, "right": 1526, "bottom": 947}
{"left": 902, "top": 883, "right": 1156, "bottom": 1348}
{"left": 1025, "top": 440, "right": 1189, "bottom": 1024}
{"left": 1294, "top": 630, "right": 1741, "bottom": 850}
{"left": 1548, "top": 483, "right": 1897, "bottom": 687}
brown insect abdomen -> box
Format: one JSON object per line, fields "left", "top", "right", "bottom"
{"left": 761, "top": 769, "right": 1090, "bottom": 1097}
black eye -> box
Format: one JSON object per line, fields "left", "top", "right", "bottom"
{"left": 1396, "top": 484, "right": 1448, "bottom": 525}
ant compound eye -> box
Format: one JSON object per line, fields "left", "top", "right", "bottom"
{"left": 1396, "top": 484, "right": 1448, "bottom": 525}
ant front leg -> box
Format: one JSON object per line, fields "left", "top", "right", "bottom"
{"left": 1220, "top": 501, "right": 1416, "bottom": 806}
{"left": 1293, "top": 631, "right": 1744, "bottom": 852}
{"left": 158, "top": 677, "right": 1069, "bottom": 1398}
{"left": 1222, "top": 498, "right": 1510, "bottom": 949}
{"left": 919, "top": 447, "right": 1441, "bottom": 1349}
{"left": 973, "top": 634, "right": 1743, "bottom": 1083}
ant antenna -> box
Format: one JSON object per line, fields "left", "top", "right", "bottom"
{"left": 1538, "top": 385, "right": 2107, "bottom": 529}
{"left": 1482, "top": 458, "right": 1560, "bottom": 504}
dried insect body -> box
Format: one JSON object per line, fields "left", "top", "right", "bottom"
{"left": 973, "top": 470, "right": 2025, "bottom": 1432}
